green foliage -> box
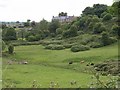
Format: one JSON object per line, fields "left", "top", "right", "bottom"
{"left": 93, "top": 23, "right": 106, "bottom": 34}
{"left": 102, "top": 13, "right": 112, "bottom": 21}
{"left": 48, "top": 20, "right": 60, "bottom": 34}
{"left": 82, "top": 4, "right": 108, "bottom": 17}
{"left": 101, "top": 32, "right": 117, "bottom": 46}
{"left": 82, "top": 7, "right": 94, "bottom": 15}
{"left": 45, "top": 44, "right": 65, "bottom": 50}
{"left": 8, "top": 44, "right": 14, "bottom": 54}
{"left": 111, "top": 24, "right": 119, "bottom": 36}
{"left": 109, "top": 1, "right": 120, "bottom": 16}
{"left": 100, "top": 12, "right": 108, "bottom": 18}
{"left": 39, "top": 19, "right": 48, "bottom": 30}
{"left": 71, "top": 45, "right": 90, "bottom": 52}
{"left": 26, "top": 35, "right": 36, "bottom": 42}
{"left": 90, "top": 42, "right": 103, "bottom": 48}
{"left": 3, "top": 27, "right": 17, "bottom": 41}
{"left": 63, "top": 25, "right": 77, "bottom": 38}
{"left": 63, "top": 44, "right": 73, "bottom": 48}
{"left": 93, "top": 4, "right": 108, "bottom": 17}
{"left": 59, "top": 12, "right": 67, "bottom": 16}
{"left": 2, "top": 40, "right": 6, "bottom": 51}
{"left": 56, "top": 28, "right": 63, "bottom": 35}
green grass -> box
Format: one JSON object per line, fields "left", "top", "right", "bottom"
{"left": 2, "top": 43, "right": 118, "bottom": 88}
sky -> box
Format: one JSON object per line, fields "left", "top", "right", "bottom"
{"left": 0, "top": 0, "right": 113, "bottom": 22}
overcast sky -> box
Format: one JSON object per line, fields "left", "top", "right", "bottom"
{"left": 0, "top": 0, "right": 113, "bottom": 22}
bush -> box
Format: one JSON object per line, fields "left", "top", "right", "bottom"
{"left": 102, "top": 13, "right": 112, "bottom": 21}
{"left": 56, "top": 28, "right": 63, "bottom": 35}
{"left": 100, "top": 12, "right": 107, "bottom": 18}
{"left": 71, "top": 45, "right": 90, "bottom": 52}
{"left": 63, "top": 44, "right": 73, "bottom": 48}
{"left": 93, "top": 23, "right": 106, "bottom": 34}
{"left": 90, "top": 42, "right": 103, "bottom": 48}
{"left": 101, "top": 32, "right": 117, "bottom": 46}
{"left": 2, "top": 40, "right": 6, "bottom": 51}
{"left": 8, "top": 44, "right": 14, "bottom": 54}
{"left": 63, "top": 25, "right": 78, "bottom": 38}
{"left": 26, "top": 35, "right": 36, "bottom": 42}
{"left": 111, "top": 24, "right": 119, "bottom": 37}
{"left": 44, "top": 44, "right": 65, "bottom": 50}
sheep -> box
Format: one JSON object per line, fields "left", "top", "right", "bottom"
{"left": 90, "top": 63, "right": 94, "bottom": 66}
{"left": 80, "top": 60, "right": 85, "bottom": 64}
{"left": 7, "top": 61, "right": 13, "bottom": 65}
{"left": 69, "top": 61, "right": 73, "bottom": 65}
{"left": 23, "top": 61, "right": 28, "bottom": 64}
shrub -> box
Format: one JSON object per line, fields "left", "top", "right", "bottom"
{"left": 90, "top": 42, "right": 103, "bottom": 48}
{"left": 111, "top": 24, "right": 119, "bottom": 37}
{"left": 26, "top": 35, "right": 36, "bottom": 42}
{"left": 63, "top": 25, "right": 78, "bottom": 38}
{"left": 71, "top": 45, "right": 90, "bottom": 52}
{"left": 102, "top": 13, "right": 112, "bottom": 21}
{"left": 8, "top": 44, "right": 14, "bottom": 54}
{"left": 93, "top": 23, "right": 106, "bottom": 34}
{"left": 2, "top": 40, "right": 6, "bottom": 51}
{"left": 44, "top": 44, "right": 65, "bottom": 50}
{"left": 56, "top": 28, "right": 63, "bottom": 35}
{"left": 100, "top": 12, "right": 107, "bottom": 18}
{"left": 101, "top": 32, "right": 117, "bottom": 46}
{"left": 63, "top": 44, "right": 73, "bottom": 48}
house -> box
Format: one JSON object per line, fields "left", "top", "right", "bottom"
{"left": 52, "top": 15, "right": 77, "bottom": 23}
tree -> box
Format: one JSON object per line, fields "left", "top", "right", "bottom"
{"left": 82, "top": 7, "right": 94, "bottom": 15}
{"left": 2, "top": 40, "right": 6, "bottom": 51}
{"left": 109, "top": 1, "right": 120, "bottom": 16}
{"left": 63, "top": 25, "right": 77, "bottom": 38}
{"left": 101, "top": 32, "right": 110, "bottom": 46}
{"left": 82, "top": 4, "right": 108, "bottom": 17}
{"left": 59, "top": 12, "right": 67, "bottom": 17}
{"left": 48, "top": 20, "right": 60, "bottom": 34}
{"left": 93, "top": 23, "right": 106, "bottom": 34}
{"left": 8, "top": 44, "right": 14, "bottom": 54}
{"left": 3, "top": 27, "right": 17, "bottom": 41}
{"left": 111, "top": 24, "right": 120, "bottom": 37}
{"left": 102, "top": 13, "right": 112, "bottom": 21}
{"left": 93, "top": 4, "right": 108, "bottom": 17}
{"left": 39, "top": 19, "right": 48, "bottom": 30}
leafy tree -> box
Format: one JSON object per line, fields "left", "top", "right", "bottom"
{"left": 82, "top": 4, "right": 108, "bottom": 17}
{"left": 101, "top": 31, "right": 117, "bottom": 46}
{"left": 111, "top": 24, "right": 120, "bottom": 37}
{"left": 48, "top": 20, "right": 60, "bottom": 34}
{"left": 3, "top": 27, "right": 17, "bottom": 41}
{"left": 63, "top": 25, "right": 77, "bottom": 38}
{"left": 59, "top": 12, "right": 67, "bottom": 16}
{"left": 39, "top": 19, "right": 48, "bottom": 30}
{"left": 102, "top": 13, "right": 112, "bottom": 21}
{"left": 2, "top": 40, "right": 6, "bottom": 51}
{"left": 93, "top": 23, "right": 106, "bottom": 34}
{"left": 8, "top": 44, "right": 14, "bottom": 54}
{"left": 82, "top": 7, "right": 94, "bottom": 15}
{"left": 56, "top": 28, "right": 63, "bottom": 35}
{"left": 101, "top": 12, "right": 108, "bottom": 18}
{"left": 109, "top": 1, "right": 120, "bottom": 16}
{"left": 93, "top": 4, "right": 108, "bottom": 17}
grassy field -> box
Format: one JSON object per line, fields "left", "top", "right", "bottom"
{"left": 2, "top": 43, "right": 118, "bottom": 88}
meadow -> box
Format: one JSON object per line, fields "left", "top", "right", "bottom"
{"left": 2, "top": 42, "right": 118, "bottom": 88}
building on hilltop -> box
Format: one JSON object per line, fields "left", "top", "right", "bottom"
{"left": 52, "top": 15, "right": 77, "bottom": 23}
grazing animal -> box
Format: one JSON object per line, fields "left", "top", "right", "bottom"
{"left": 91, "top": 63, "right": 94, "bottom": 66}
{"left": 8, "top": 61, "right": 13, "bottom": 65}
{"left": 80, "top": 60, "right": 84, "bottom": 64}
{"left": 86, "top": 64, "right": 89, "bottom": 66}
{"left": 23, "top": 61, "right": 28, "bottom": 64}
{"left": 69, "top": 61, "right": 73, "bottom": 65}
